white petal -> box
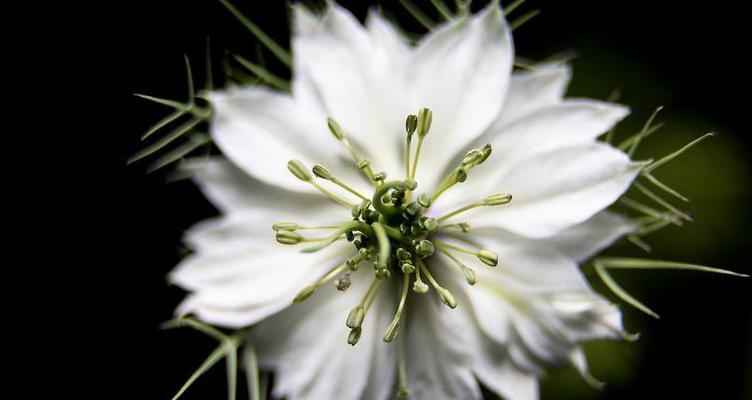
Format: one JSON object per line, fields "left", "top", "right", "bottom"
{"left": 409, "top": 4, "right": 513, "bottom": 190}
{"left": 254, "top": 274, "right": 396, "bottom": 400}
{"left": 184, "top": 158, "right": 342, "bottom": 216}
{"left": 207, "top": 86, "right": 367, "bottom": 193}
{"left": 541, "top": 211, "right": 635, "bottom": 262}
{"left": 446, "top": 276, "right": 540, "bottom": 400}
{"left": 495, "top": 64, "right": 571, "bottom": 126}
{"left": 468, "top": 143, "right": 641, "bottom": 238}
{"left": 437, "top": 101, "right": 629, "bottom": 209}
{"left": 405, "top": 266, "right": 482, "bottom": 400}
{"left": 291, "top": 4, "right": 410, "bottom": 175}
{"left": 469, "top": 211, "right": 636, "bottom": 263}
{"left": 173, "top": 241, "right": 350, "bottom": 328}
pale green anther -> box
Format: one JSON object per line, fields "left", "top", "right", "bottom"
{"left": 417, "top": 108, "right": 433, "bottom": 137}
{"left": 404, "top": 179, "right": 418, "bottom": 190}
{"left": 405, "top": 114, "right": 418, "bottom": 136}
{"left": 287, "top": 160, "right": 312, "bottom": 182}
{"left": 346, "top": 306, "right": 365, "bottom": 329}
{"left": 401, "top": 262, "right": 416, "bottom": 274}
{"left": 373, "top": 172, "right": 387, "bottom": 182}
{"left": 358, "top": 248, "right": 371, "bottom": 259}
{"left": 455, "top": 168, "right": 467, "bottom": 183}
{"left": 312, "top": 164, "right": 333, "bottom": 180}
{"left": 413, "top": 280, "right": 429, "bottom": 293}
{"left": 478, "top": 250, "right": 499, "bottom": 267}
{"left": 327, "top": 117, "right": 345, "bottom": 141}
{"left": 396, "top": 248, "right": 412, "bottom": 261}
{"left": 422, "top": 217, "right": 439, "bottom": 233}
{"left": 462, "top": 149, "right": 483, "bottom": 166}
{"left": 461, "top": 266, "right": 477, "bottom": 285}
{"left": 347, "top": 327, "right": 362, "bottom": 346}
{"left": 479, "top": 143, "right": 492, "bottom": 163}
{"left": 346, "top": 257, "right": 360, "bottom": 271}
{"left": 437, "top": 287, "right": 457, "bottom": 309}
{"left": 276, "top": 230, "right": 303, "bottom": 245}
{"left": 375, "top": 268, "right": 391, "bottom": 280}
{"left": 417, "top": 193, "right": 432, "bottom": 208}
{"left": 484, "top": 192, "right": 513, "bottom": 206}
{"left": 272, "top": 221, "right": 299, "bottom": 231}
{"left": 397, "top": 387, "right": 410, "bottom": 399}
{"left": 293, "top": 284, "right": 317, "bottom": 303}
{"left": 335, "top": 275, "right": 351, "bottom": 291}
{"left": 415, "top": 240, "right": 435, "bottom": 257}
{"left": 356, "top": 158, "right": 371, "bottom": 171}
{"left": 383, "top": 320, "right": 400, "bottom": 343}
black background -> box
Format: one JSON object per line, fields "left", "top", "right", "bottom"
{"left": 67, "top": 0, "right": 752, "bottom": 399}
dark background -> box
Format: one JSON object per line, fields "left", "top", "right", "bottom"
{"left": 76, "top": 0, "right": 751, "bottom": 399}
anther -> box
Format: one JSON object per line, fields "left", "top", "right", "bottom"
{"left": 440, "top": 248, "right": 477, "bottom": 285}
{"left": 346, "top": 305, "right": 365, "bottom": 329}
{"left": 327, "top": 117, "right": 345, "bottom": 141}
{"left": 384, "top": 274, "right": 410, "bottom": 343}
{"left": 347, "top": 327, "right": 362, "bottom": 346}
{"left": 414, "top": 239, "right": 435, "bottom": 258}
{"left": 410, "top": 108, "right": 433, "bottom": 180}
{"left": 272, "top": 221, "right": 299, "bottom": 231}
{"left": 276, "top": 230, "right": 303, "bottom": 245}
{"left": 287, "top": 159, "right": 312, "bottom": 182}
{"left": 434, "top": 240, "right": 499, "bottom": 268}
{"left": 478, "top": 250, "right": 499, "bottom": 267}
{"left": 335, "top": 274, "right": 351, "bottom": 291}
{"left": 417, "top": 258, "right": 456, "bottom": 309}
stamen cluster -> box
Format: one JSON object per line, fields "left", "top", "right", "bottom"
{"left": 272, "top": 108, "right": 512, "bottom": 351}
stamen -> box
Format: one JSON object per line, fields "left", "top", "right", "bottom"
{"left": 293, "top": 260, "right": 351, "bottom": 303}
{"left": 347, "top": 278, "right": 383, "bottom": 345}
{"left": 327, "top": 118, "right": 378, "bottom": 184}
{"left": 371, "top": 222, "right": 391, "bottom": 278}
{"left": 413, "top": 262, "right": 429, "bottom": 293}
{"left": 439, "top": 248, "right": 477, "bottom": 285}
{"left": 437, "top": 222, "right": 470, "bottom": 233}
{"left": 312, "top": 164, "right": 370, "bottom": 201}
{"left": 384, "top": 273, "right": 411, "bottom": 343}
{"left": 404, "top": 114, "right": 417, "bottom": 178}
{"left": 301, "top": 221, "right": 374, "bottom": 253}
{"left": 431, "top": 144, "right": 492, "bottom": 203}
{"left": 436, "top": 192, "right": 512, "bottom": 223}
{"left": 272, "top": 222, "right": 340, "bottom": 231}
{"left": 275, "top": 230, "right": 345, "bottom": 245}
{"left": 288, "top": 160, "right": 355, "bottom": 208}
{"left": 416, "top": 258, "right": 456, "bottom": 308}
{"left": 434, "top": 240, "right": 499, "bottom": 267}
{"left": 410, "top": 108, "right": 433, "bottom": 180}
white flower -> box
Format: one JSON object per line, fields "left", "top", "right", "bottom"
{"left": 170, "top": 3, "right": 642, "bottom": 400}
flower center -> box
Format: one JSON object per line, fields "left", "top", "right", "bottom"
{"left": 272, "top": 108, "right": 511, "bottom": 352}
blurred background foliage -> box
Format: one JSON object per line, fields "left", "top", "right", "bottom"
{"left": 111, "top": 0, "right": 751, "bottom": 399}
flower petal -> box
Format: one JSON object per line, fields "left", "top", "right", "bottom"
{"left": 207, "top": 86, "right": 367, "bottom": 193}
{"left": 253, "top": 274, "right": 396, "bottom": 400}
{"left": 437, "top": 100, "right": 629, "bottom": 209}
{"left": 495, "top": 64, "right": 572, "bottom": 126}
{"left": 469, "top": 211, "right": 636, "bottom": 263}
{"left": 466, "top": 143, "right": 641, "bottom": 238}
{"left": 291, "top": 4, "right": 410, "bottom": 175}
{"left": 405, "top": 265, "right": 482, "bottom": 400}
{"left": 409, "top": 4, "right": 513, "bottom": 190}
